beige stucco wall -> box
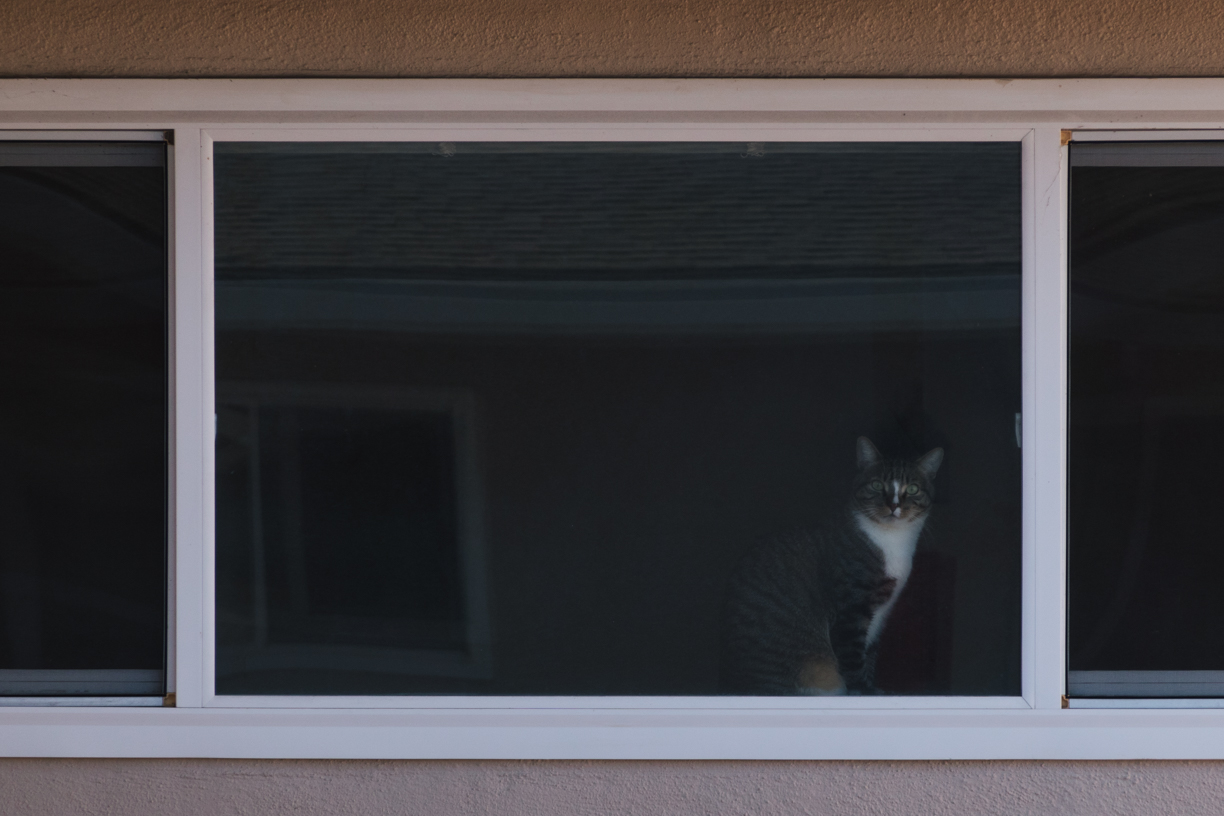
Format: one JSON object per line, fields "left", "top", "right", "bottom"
{"left": 3, "top": 0, "right": 1224, "bottom": 78}
{"left": 5, "top": 1, "right": 1224, "bottom": 813}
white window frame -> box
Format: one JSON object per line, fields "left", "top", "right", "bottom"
{"left": 3, "top": 78, "right": 1224, "bottom": 759}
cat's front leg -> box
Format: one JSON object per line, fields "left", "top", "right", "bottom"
{"left": 842, "top": 663, "right": 876, "bottom": 695}
{"left": 869, "top": 576, "right": 898, "bottom": 609}
{"left": 854, "top": 642, "right": 882, "bottom": 695}
{"left": 829, "top": 612, "right": 873, "bottom": 694}
{"left": 851, "top": 576, "right": 899, "bottom": 694}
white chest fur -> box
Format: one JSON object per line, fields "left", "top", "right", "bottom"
{"left": 854, "top": 512, "right": 924, "bottom": 646}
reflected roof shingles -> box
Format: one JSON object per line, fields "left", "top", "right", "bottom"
{"left": 215, "top": 149, "right": 1020, "bottom": 279}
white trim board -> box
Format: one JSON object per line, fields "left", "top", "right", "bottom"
{"left": 8, "top": 708, "right": 1224, "bottom": 759}
{"left": 2, "top": 78, "right": 1224, "bottom": 114}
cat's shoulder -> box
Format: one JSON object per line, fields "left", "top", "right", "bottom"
{"left": 731, "top": 528, "right": 818, "bottom": 572}
{"left": 734, "top": 521, "right": 867, "bottom": 573}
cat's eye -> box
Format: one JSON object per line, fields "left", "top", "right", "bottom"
{"left": 906, "top": 484, "right": 919, "bottom": 495}
{"left": 871, "top": 480, "right": 884, "bottom": 490}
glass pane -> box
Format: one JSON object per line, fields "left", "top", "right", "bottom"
{"left": 214, "top": 142, "right": 1022, "bottom": 696}
{"left": 0, "top": 143, "right": 167, "bottom": 696}
{"left": 1069, "top": 142, "right": 1224, "bottom": 698}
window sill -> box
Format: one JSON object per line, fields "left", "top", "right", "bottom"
{"left": 6, "top": 704, "right": 1224, "bottom": 759}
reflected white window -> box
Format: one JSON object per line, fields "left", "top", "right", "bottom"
{"left": 215, "top": 386, "right": 488, "bottom": 694}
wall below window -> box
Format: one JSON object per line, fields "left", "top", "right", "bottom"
{"left": 3, "top": 0, "right": 1224, "bottom": 78}
{"left": 0, "top": 759, "right": 1221, "bottom": 815}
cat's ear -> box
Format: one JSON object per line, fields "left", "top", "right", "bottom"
{"left": 917, "top": 447, "right": 944, "bottom": 480}
{"left": 856, "top": 437, "right": 881, "bottom": 470}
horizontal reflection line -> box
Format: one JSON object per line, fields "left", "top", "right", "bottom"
{"left": 215, "top": 275, "right": 1021, "bottom": 334}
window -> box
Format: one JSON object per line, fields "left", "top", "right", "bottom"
{"left": 8, "top": 80, "right": 1224, "bottom": 758}
{"left": 1068, "top": 141, "right": 1224, "bottom": 701}
{"left": 209, "top": 140, "right": 1022, "bottom": 699}
{"left": 0, "top": 140, "right": 167, "bottom": 702}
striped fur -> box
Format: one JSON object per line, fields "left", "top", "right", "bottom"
{"left": 720, "top": 438, "right": 943, "bottom": 695}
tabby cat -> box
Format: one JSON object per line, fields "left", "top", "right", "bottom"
{"left": 720, "top": 437, "right": 944, "bottom": 695}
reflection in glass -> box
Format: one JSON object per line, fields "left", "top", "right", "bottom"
{"left": 0, "top": 143, "right": 166, "bottom": 696}
{"left": 1070, "top": 143, "right": 1224, "bottom": 698}
{"left": 216, "top": 388, "right": 487, "bottom": 692}
{"left": 214, "top": 142, "right": 1021, "bottom": 696}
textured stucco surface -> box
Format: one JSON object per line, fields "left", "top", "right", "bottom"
{"left": 8, "top": 0, "right": 1224, "bottom": 813}
{"left": 4, "top": 0, "right": 1224, "bottom": 78}
{"left": 2, "top": 759, "right": 1224, "bottom": 815}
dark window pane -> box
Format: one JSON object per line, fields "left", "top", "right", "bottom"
{"left": 214, "top": 142, "right": 1021, "bottom": 696}
{"left": 0, "top": 143, "right": 167, "bottom": 696}
{"left": 1069, "top": 142, "right": 1224, "bottom": 698}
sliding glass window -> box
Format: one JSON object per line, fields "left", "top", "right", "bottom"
{"left": 0, "top": 142, "right": 167, "bottom": 698}
{"left": 1070, "top": 141, "right": 1224, "bottom": 700}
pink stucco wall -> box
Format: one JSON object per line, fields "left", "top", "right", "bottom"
{"left": 3, "top": 759, "right": 1224, "bottom": 815}
{"left": 4, "top": 0, "right": 1224, "bottom": 812}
